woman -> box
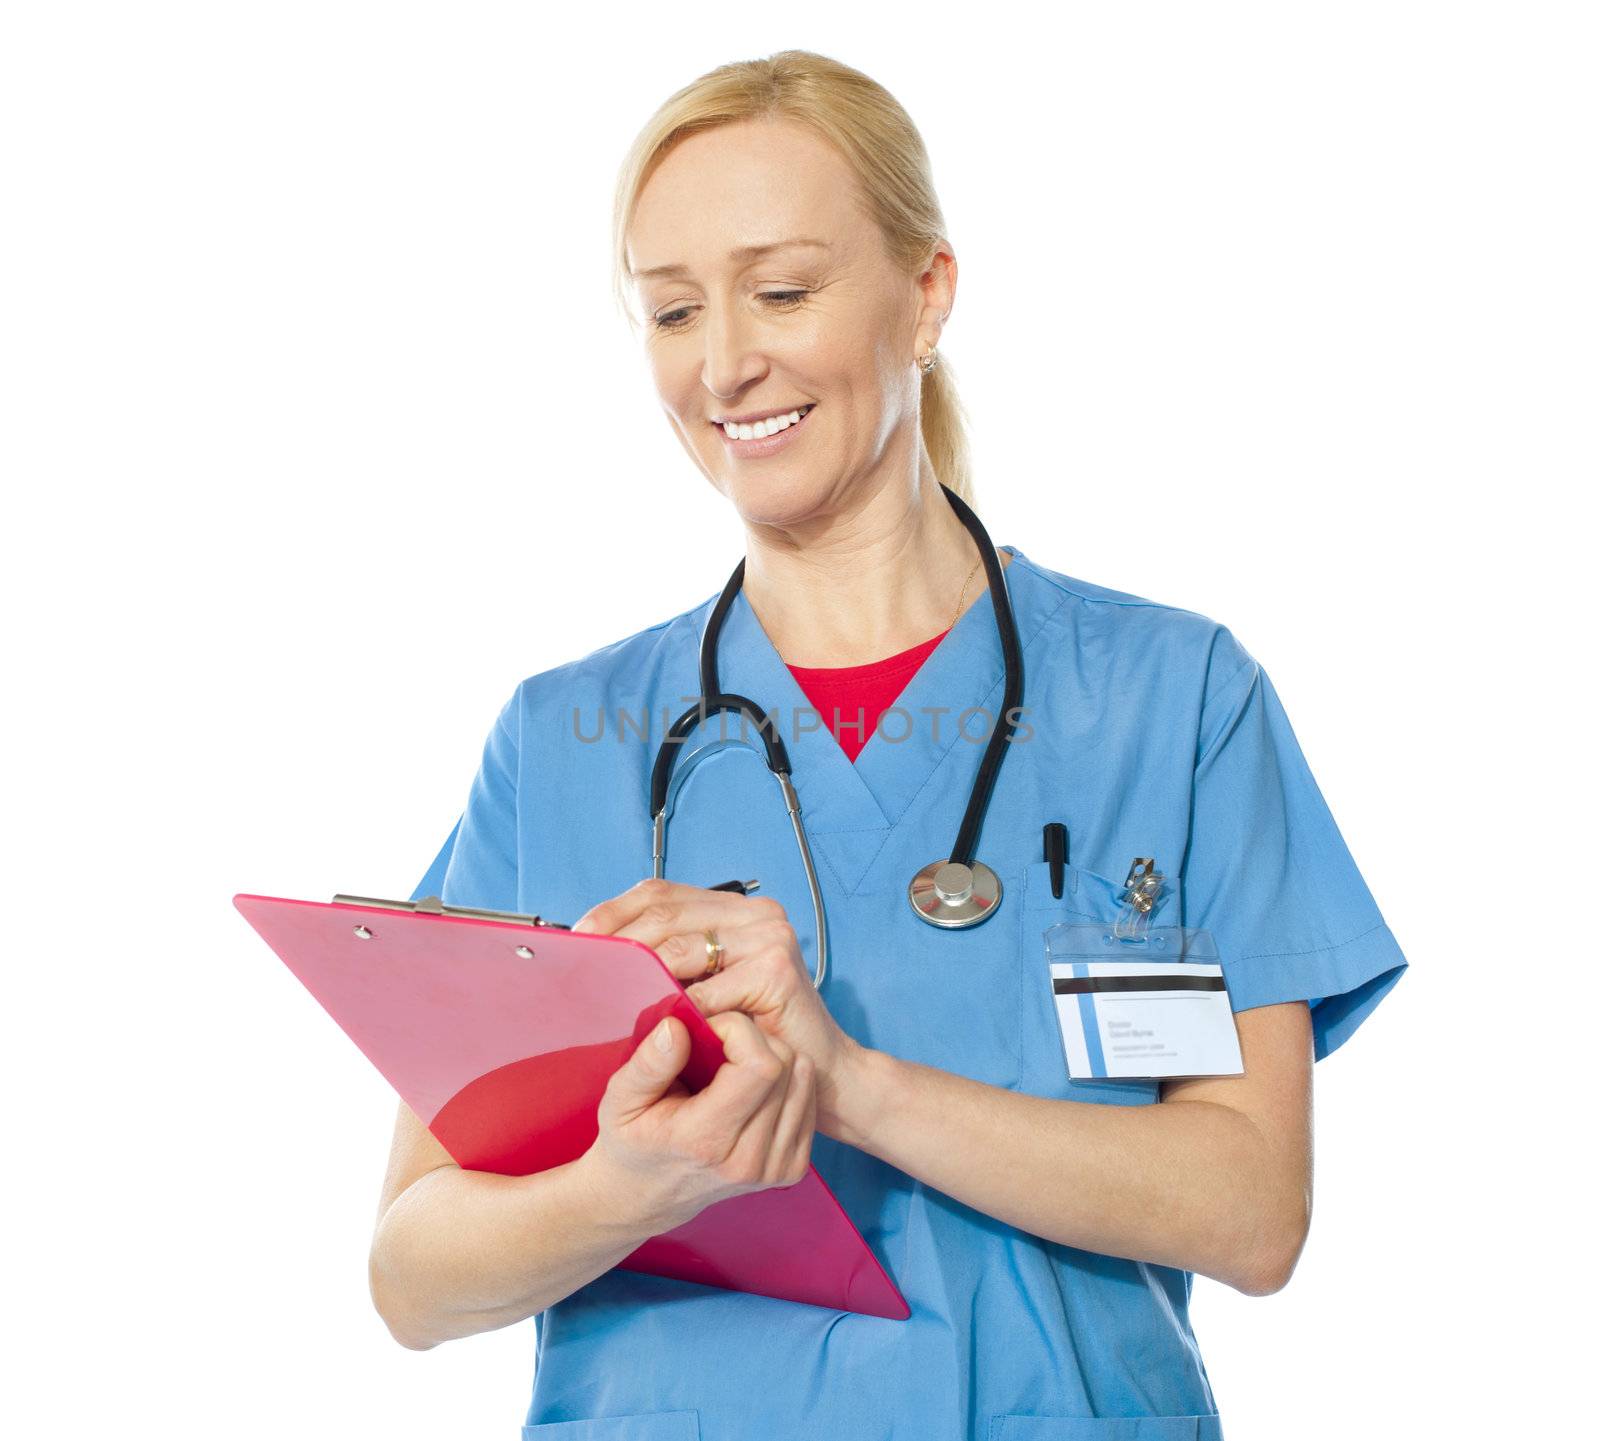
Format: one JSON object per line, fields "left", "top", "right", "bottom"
{"left": 369, "top": 50, "right": 1408, "bottom": 1441}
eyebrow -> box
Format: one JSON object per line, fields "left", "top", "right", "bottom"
{"left": 631, "top": 239, "right": 831, "bottom": 282}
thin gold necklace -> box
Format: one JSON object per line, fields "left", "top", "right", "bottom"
{"left": 948, "top": 555, "right": 982, "bottom": 630}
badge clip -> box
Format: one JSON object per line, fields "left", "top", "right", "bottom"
{"left": 1111, "top": 857, "right": 1164, "bottom": 941}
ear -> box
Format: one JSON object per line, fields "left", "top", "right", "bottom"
{"left": 913, "top": 244, "right": 957, "bottom": 356}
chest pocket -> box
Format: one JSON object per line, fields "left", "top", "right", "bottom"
{"left": 1016, "top": 859, "right": 1161, "bottom": 1108}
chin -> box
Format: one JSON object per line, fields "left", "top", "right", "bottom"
{"left": 713, "top": 468, "right": 843, "bottom": 529}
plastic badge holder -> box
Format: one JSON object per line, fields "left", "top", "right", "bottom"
{"left": 1043, "top": 859, "right": 1243, "bottom": 1082}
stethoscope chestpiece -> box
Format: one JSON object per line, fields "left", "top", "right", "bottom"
{"left": 907, "top": 858, "right": 1003, "bottom": 929}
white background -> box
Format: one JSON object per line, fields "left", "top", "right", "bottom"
{"left": 4, "top": 3, "right": 1592, "bottom": 1437}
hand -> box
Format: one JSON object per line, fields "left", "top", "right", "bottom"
{"left": 574, "top": 877, "right": 863, "bottom": 1138}
{"left": 585, "top": 1008, "right": 817, "bottom": 1236}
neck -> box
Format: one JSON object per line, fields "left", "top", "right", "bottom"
{"left": 738, "top": 476, "right": 1010, "bottom": 667}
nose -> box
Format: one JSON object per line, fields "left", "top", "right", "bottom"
{"left": 700, "top": 301, "right": 768, "bottom": 404}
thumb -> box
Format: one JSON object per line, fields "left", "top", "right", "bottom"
{"left": 608, "top": 1016, "right": 689, "bottom": 1121}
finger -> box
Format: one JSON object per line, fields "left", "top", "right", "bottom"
{"left": 571, "top": 875, "right": 672, "bottom": 935}
{"left": 679, "top": 1010, "right": 786, "bottom": 1143}
{"left": 728, "top": 1046, "right": 810, "bottom": 1191}
{"left": 655, "top": 905, "right": 790, "bottom": 986}
{"left": 575, "top": 875, "right": 735, "bottom": 936}
{"left": 762, "top": 1032, "right": 795, "bottom": 1066}
{"left": 769, "top": 1052, "right": 817, "bottom": 1184}
{"left": 684, "top": 937, "right": 788, "bottom": 1016}
{"left": 609, "top": 886, "right": 761, "bottom": 955}
{"left": 654, "top": 926, "right": 742, "bottom": 984}
{"left": 719, "top": 1034, "right": 797, "bottom": 1185}
{"left": 602, "top": 1015, "right": 692, "bottom": 1126}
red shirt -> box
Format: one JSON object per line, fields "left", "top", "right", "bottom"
{"left": 785, "top": 629, "right": 951, "bottom": 763}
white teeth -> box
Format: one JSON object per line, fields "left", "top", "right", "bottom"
{"left": 721, "top": 406, "right": 809, "bottom": 440}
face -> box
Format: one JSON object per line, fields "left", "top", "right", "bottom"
{"left": 625, "top": 117, "right": 955, "bottom": 528}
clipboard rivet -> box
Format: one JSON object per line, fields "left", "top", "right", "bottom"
{"left": 353, "top": 925, "right": 373, "bottom": 939}
{"left": 515, "top": 945, "right": 535, "bottom": 959}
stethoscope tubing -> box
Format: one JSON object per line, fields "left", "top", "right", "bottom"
{"left": 939, "top": 486, "right": 1024, "bottom": 868}
{"left": 649, "top": 484, "right": 1022, "bottom": 985}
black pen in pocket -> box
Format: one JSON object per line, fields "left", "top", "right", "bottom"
{"left": 1043, "top": 823, "right": 1068, "bottom": 899}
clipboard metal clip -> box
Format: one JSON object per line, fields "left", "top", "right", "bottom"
{"left": 330, "top": 893, "right": 572, "bottom": 930}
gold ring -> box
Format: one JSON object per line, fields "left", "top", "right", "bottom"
{"left": 702, "top": 930, "right": 725, "bottom": 978}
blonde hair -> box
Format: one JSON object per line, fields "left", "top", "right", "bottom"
{"left": 611, "top": 49, "right": 974, "bottom": 505}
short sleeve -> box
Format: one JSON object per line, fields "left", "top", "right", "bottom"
{"left": 408, "top": 690, "right": 521, "bottom": 912}
{"left": 1183, "top": 633, "right": 1407, "bottom": 1060}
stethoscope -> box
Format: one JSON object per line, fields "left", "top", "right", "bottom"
{"left": 649, "top": 483, "right": 1024, "bottom": 989}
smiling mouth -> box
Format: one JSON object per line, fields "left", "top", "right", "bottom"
{"left": 712, "top": 403, "right": 815, "bottom": 440}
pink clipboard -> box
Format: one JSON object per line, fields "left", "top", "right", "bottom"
{"left": 233, "top": 891, "right": 908, "bottom": 1320}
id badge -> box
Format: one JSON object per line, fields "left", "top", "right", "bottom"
{"left": 1044, "top": 921, "right": 1244, "bottom": 1081}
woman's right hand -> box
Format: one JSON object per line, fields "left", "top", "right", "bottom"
{"left": 583, "top": 1010, "right": 817, "bottom": 1236}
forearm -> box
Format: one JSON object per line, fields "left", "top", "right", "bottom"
{"left": 369, "top": 1151, "right": 655, "bottom": 1349}
{"left": 830, "top": 1045, "right": 1298, "bottom": 1294}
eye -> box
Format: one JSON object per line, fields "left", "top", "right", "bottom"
{"left": 651, "top": 290, "right": 811, "bottom": 332}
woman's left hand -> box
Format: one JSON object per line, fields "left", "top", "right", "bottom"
{"left": 573, "top": 877, "right": 862, "bottom": 1137}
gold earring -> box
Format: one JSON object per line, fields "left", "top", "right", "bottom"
{"left": 919, "top": 347, "right": 939, "bottom": 374}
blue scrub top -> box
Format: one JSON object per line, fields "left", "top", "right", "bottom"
{"left": 411, "top": 545, "right": 1408, "bottom": 1441}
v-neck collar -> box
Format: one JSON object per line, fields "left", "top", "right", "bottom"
{"left": 673, "top": 546, "right": 1060, "bottom": 890}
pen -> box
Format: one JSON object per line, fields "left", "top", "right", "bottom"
{"left": 710, "top": 878, "right": 762, "bottom": 895}
{"left": 1043, "top": 823, "right": 1068, "bottom": 899}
